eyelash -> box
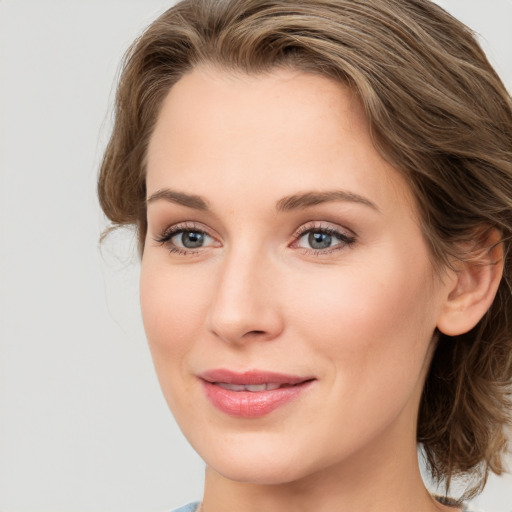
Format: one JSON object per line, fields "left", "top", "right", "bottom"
{"left": 153, "top": 222, "right": 356, "bottom": 256}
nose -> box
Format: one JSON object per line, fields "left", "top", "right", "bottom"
{"left": 205, "top": 246, "right": 284, "bottom": 345}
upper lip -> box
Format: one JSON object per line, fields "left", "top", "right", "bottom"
{"left": 199, "top": 369, "right": 314, "bottom": 385}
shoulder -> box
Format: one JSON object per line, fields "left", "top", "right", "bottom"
{"left": 169, "top": 502, "right": 201, "bottom": 512}
{"left": 167, "top": 500, "right": 484, "bottom": 512}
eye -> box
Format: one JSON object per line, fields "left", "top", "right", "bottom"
{"left": 293, "top": 225, "right": 356, "bottom": 254}
{"left": 154, "top": 223, "right": 219, "bottom": 255}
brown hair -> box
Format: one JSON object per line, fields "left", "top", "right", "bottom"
{"left": 98, "top": 0, "right": 512, "bottom": 499}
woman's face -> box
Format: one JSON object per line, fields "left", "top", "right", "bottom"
{"left": 141, "top": 66, "right": 455, "bottom": 484}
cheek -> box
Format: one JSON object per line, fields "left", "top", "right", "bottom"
{"left": 139, "top": 259, "right": 219, "bottom": 429}
{"left": 286, "top": 254, "right": 438, "bottom": 381}
{"left": 139, "top": 260, "right": 210, "bottom": 381}
{"left": 279, "top": 258, "right": 439, "bottom": 453}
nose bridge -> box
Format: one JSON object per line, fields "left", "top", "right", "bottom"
{"left": 206, "top": 240, "right": 282, "bottom": 343}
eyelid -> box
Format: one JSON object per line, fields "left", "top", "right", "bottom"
{"left": 294, "top": 221, "right": 354, "bottom": 237}
{"left": 294, "top": 221, "right": 355, "bottom": 239}
{"left": 154, "top": 221, "right": 208, "bottom": 241}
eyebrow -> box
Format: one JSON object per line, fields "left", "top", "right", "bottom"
{"left": 276, "top": 190, "right": 379, "bottom": 212}
{"left": 146, "top": 188, "right": 379, "bottom": 212}
{"left": 146, "top": 188, "right": 209, "bottom": 210}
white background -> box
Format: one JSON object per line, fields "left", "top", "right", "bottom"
{"left": 0, "top": 1, "right": 511, "bottom": 511}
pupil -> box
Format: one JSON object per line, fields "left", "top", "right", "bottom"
{"left": 309, "top": 232, "right": 331, "bottom": 249}
{"left": 182, "top": 231, "right": 204, "bottom": 248}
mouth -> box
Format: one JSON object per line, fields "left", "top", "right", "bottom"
{"left": 214, "top": 382, "right": 299, "bottom": 392}
{"left": 198, "top": 369, "right": 315, "bottom": 418}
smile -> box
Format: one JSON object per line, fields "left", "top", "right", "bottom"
{"left": 216, "top": 382, "right": 291, "bottom": 391}
{"left": 199, "top": 369, "right": 315, "bottom": 418}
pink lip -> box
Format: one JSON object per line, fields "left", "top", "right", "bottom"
{"left": 199, "top": 369, "right": 315, "bottom": 418}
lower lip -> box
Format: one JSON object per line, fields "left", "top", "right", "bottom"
{"left": 202, "top": 380, "right": 313, "bottom": 418}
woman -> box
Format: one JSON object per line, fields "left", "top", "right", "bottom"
{"left": 98, "top": 0, "right": 512, "bottom": 510}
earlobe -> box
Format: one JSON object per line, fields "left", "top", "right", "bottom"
{"left": 436, "top": 229, "right": 504, "bottom": 337}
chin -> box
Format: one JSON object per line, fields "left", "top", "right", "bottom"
{"left": 207, "top": 455, "right": 308, "bottom": 485}
{"left": 190, "top": 430, "right": 315, "bottom": 485}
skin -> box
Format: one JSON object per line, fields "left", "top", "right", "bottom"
{"left": 140, "top": 66, "right": 464, "bottom": 512}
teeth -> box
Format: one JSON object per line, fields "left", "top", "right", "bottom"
{"left": 245, "top": 384, "right": 266, "bottom": 392}
{"left": 217, "top": 383, "right": 246, "bottom": 391}
{"left": 216, "top": 382, "right": 283, "bottom": 392}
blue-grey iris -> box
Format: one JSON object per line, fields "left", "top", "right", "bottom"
{"left": 309, "top": 232, "right": 332, "bottom": 249}
{"left": 181, "top": 231, "right": 204, "bottom": 248}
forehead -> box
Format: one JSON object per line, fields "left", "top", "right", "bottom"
{"left": 146, "top": 65, "right": 413, "bottom": 213}
{"left": 148, "top": 66, "right": 365, "bottom": 164}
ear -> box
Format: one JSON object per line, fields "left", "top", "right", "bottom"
{"left": 436, "top": 228, "right": 504, "bottom": 336}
